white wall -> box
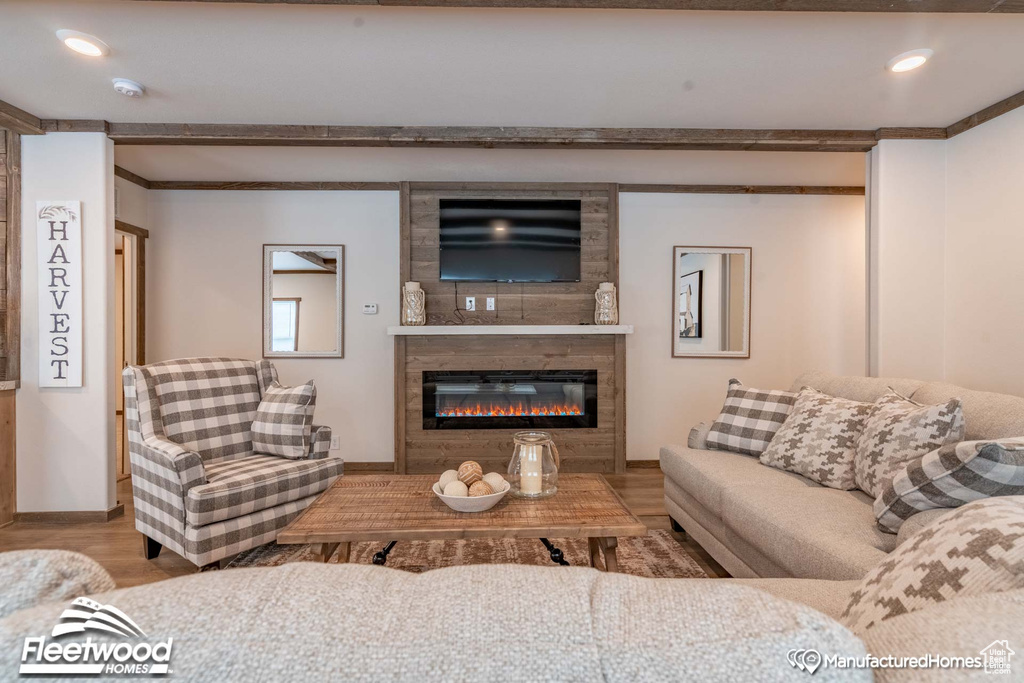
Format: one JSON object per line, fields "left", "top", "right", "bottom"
{"left": 867, "top": 140, "right": 947, "bottom": 381}
{"left": 147, "top": 191, "right": 399, "bottom": 463}
{"left": 621, "top": 193, "right": 867, "bottom": 459}
{"left": 18, "top": 133, "right": 116, "bottom": 512}
{"left": 944, "top": 108, "right": 1024, "bottom": 395}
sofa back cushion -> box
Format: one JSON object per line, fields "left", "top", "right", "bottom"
{"left": 790, "top": 372, "right": 925, "bottom": 404}
{"left": 912, "top": 382, "right": 1024, "bottom": 441}
{"left": 143, "top": 358, "right": 263, "bottom": 462}
{"left": 842, "top": 496, "right": 1024, "bottom": 632}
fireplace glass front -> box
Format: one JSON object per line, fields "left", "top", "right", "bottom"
{"left": 422, "top": 370, "right": 598, "bottom": 430}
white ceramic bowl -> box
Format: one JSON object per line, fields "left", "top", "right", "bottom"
{"left": 432, "top": 480, "right": 510, "bottom": 513}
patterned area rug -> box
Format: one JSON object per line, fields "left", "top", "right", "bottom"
{"left": 224, "top": 529, "right": 709, "bottom": 578}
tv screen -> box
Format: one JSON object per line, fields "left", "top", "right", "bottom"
{"left": 439, "top": 199, "right": 582, "bottom": 283}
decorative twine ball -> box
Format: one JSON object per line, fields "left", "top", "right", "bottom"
{"left": 457, "top": 461, "right": 483, "bottom": 486}
{"left": 438, "top": 469, "right": 459, "bottom": 491}
{"left": 482, "top": 472, "right": 506, "bottom": 492}
{"left": 443, "top": 480, "right": 469, "bottom": 497}
{"left": 469, "top": 481, "right": 494, "bottom": 497}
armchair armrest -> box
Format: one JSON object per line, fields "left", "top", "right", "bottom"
{"left": 133, "top": 436, "right": 207, "bottom": 499}
{"left": 308, "top": 425, "right": 333, "bottom": 460}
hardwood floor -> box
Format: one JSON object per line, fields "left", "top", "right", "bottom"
{"left": 0, "top": 468, "right": 726, "bottom": 587}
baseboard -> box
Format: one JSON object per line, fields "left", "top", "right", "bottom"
{"left": 14, "top": 503, "right": 125, "bottom": 524}
{"left": 626, "top": 460, "right": 660, "bottom": 469}
{"left": 344, "top": 461, "right": 395, "bottom": 473}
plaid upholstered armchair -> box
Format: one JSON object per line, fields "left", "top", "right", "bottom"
{"left": 122, "top": 358, "right": 343, "bottom": 568}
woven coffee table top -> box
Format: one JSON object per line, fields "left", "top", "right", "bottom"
{"left": 277, "top": 473, "right": 646, "bottom": 544}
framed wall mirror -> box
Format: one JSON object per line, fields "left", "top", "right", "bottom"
{"left": 672, "top": 246, "right": 751, "bottom": 359}
{"left": 263, "top": 244, "right": 345, "bottom": 358}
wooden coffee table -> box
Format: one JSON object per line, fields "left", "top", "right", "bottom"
{"left": 277, "top": 473, "right": 646, "bottom": 572}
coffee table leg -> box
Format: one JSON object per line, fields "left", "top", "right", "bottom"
{"left": 598, "top": 537, "right": 619, "bottom": 572}
{"left": 373, "top": 541, "right": 397, "bottom": 565}
{"left": 336, "top": 542, "right": 350, "bottom": 564}
{"left": 539, "top": 538, "right": 569, "bottom": 566}
{"left": 319, "top": 543, "right": 340, "bottom": 563}
{"left": 588, "top": 538, "right": 602, "bottom": 569}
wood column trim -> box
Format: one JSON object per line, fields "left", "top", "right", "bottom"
{"left": 6, "top": 130, "right": 22, "bottom": 382}
{"left": 0, "top": 100, "right": 44, "bottom": 136}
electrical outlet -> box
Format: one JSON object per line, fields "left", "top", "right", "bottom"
{"left": 465, "top": 296, "right": 476, "bottom": 311}
{"left": 362, "top": 303, "right": 378, "bottom": 315}
{"left": 486, "top": 297, "right": 496, "bottom": 311}
{"left": 330, "top": 436, "right": 341, "bottom": 450}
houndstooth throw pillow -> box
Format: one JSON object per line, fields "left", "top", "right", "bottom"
{"left": 706, "top": 379, "right": 796, "bottom": 456}
{"left": 251, "top": 381, "right": 316, "bottom": 459}
{"left": 875, "top": 440, "right": 1024, "bottom": 533}
{"left": 842, "top": 496, "right": 1024, "bottom": 632}
{"left": 854, "top": 390, "right": 965, "bottom": 498}
{"left": 759, "top": 387, "right": 873, "bottom": 490}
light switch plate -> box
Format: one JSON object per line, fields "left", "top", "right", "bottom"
{"left": 330, "top": 436, "right": 341, "bottom": 450}
{"left": 362, "top": 304, "right": 378, "bottom": 315}
{"left": 465, "top": 297, "right": 476, "bottom": 311}
{"left": 486, "top": 297, "right": 496, "bottom": 311}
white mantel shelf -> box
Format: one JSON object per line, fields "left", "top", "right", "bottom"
{"left": 387, "top": 325, "right": 634, "bottom": 336}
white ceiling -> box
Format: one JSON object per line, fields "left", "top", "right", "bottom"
{"left": 2, "top": 1, "right": 1023, "bottom": 130}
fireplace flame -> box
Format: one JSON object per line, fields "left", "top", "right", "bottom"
{"left": 436, "top": 402, "right": 583, "bottom": 418}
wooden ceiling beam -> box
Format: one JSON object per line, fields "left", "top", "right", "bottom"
{"left": 946, "top": 89, "right": 1024, "bottom": 138}
{"left": 0, "top": 99, "right": 44, "bottom": 136}
{"left": 128, "top": 0, "right": 1024, "bottom": 12}
{"left": 104, "top": 123, "right": 880, "bottom": 151}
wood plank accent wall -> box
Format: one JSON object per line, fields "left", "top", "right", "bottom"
{"left": 396, "top": 182, "right": 624, "bottom": 475}
{"left": 402, "top": 335, "right": 622, "bottom": 475}
{"left": 408, "top": 182, "right": 616, "bottom": 325}
{"left": 0, "top": 127, "right": 20, "bottom": 527}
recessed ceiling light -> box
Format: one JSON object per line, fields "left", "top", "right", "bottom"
{"left": 886, "top": 49, "right": 933, "bottom": 73}
{"left": 56, "top": 29, "right": 110, "bottom": 57}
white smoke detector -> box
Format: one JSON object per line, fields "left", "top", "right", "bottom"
{"left": 112, "top": 78, "right": 145, "bottom": 98}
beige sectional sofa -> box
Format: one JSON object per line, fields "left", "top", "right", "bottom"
{"left": 661, "top": 371, "right": 1024, "bottom": 581}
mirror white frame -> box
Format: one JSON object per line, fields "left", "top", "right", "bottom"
{"left": 671, "top": 246, "right": 751, "bottom": 359}
{"left": 263, "top": 244, "right": 345, "bottom": 359}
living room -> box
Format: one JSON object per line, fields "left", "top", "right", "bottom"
{"left": 0, "top": 1, "right": 1022, "bottom": 680}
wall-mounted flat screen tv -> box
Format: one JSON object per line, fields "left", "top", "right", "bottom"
{"left": 439, "top": 199, "right": 582, "bottom": 283}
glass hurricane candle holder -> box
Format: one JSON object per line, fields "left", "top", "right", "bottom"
{"left": 508, "top": 431, "right": 560, "bottom": 499}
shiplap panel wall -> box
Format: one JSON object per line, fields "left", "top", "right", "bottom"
{"left": 397, "top": 183, "right": 624, "bottom": 475}
{"left": 408, "top": 184, "right": 614, "bottom": 325}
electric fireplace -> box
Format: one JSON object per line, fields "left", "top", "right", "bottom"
{"left": 422, "top": 370, "right": 598, "bottom": 430}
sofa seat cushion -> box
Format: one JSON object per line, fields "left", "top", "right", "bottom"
{"left": 721, "top": 485, "right": 899, "bottom": 580}
{"left": 185, "top": 454, "right": 342, "bottom": 527}
{"left": 660, "top": 445, "right": 818, "bottom": 517}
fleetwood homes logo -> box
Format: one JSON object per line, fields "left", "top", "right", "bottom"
{"left": 37, "top": 201, "right": 83, "bottom": 388}
{"left": 19, "top": 597, "right": 173, "bottom": 676}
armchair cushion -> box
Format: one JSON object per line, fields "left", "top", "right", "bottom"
{"left": 186, "top": 454, "right": 342, "bottom": 527}
{"left": 252, "top": 381, "right": 317, "bottom": 459}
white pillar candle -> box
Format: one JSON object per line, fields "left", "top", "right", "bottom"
{"left": 599, "top": 282, "right": 615, "bottom": 291}
{"left": 520, "top": 444, "right": 543, "bottom": 495}
{"left": 405, "top": 281, "right": 421, "bottom": 292}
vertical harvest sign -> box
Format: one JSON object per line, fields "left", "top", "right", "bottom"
{"left": 37, "top": 201, "right": 83, "bottom": 388}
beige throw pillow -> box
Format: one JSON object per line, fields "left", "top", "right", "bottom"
{"left": 759, "top": 387, "right": 873, "bottom": 490}
{"left": 842, "top": 496, "right": 1024, "bottom": 632}
{"left": 854, "top": 391, "right": 965, "bottom": 498}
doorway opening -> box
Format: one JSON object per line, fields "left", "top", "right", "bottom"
{"left": 114, "top": 222, "right": 147, "bottom": 480}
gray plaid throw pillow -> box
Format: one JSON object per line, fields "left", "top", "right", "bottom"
{"left": 706, "top": 379, "right": 796, "bottom": 456}
{"left": 251, "top": 381, "right": 316, "bottom": 459}
{"left": 874, "top": 439, "right": 1024, "bottom": 533}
